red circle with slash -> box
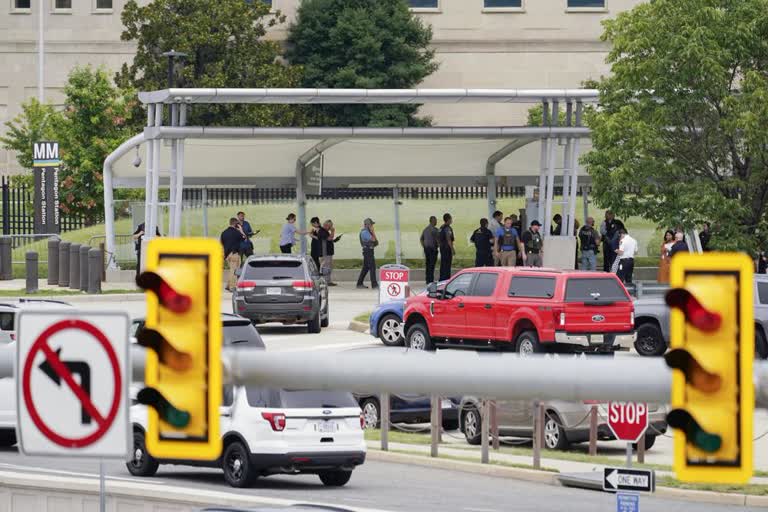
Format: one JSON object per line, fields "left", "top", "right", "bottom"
{"left": 22, "top": 319, "right": 122, "bottom": 448}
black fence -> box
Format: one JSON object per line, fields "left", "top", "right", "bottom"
{"left": 1, "top": 177, "right": 90, "bottom": 235}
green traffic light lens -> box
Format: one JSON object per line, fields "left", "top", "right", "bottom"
{"left": 693, "top": 429, "right": 722, "bottom": 453}
{"left": 137, "top": 387, "right": 191, "bottom": 428}
{"left": 165, "top": 407, "right": 191, "bottom": 429}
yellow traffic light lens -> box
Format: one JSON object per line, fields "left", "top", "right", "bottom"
{"left": 136, "top": 328, "right": 192, "bottom": 372}
{"left": 664, "top": 348, "right": 721, "bottom": 393}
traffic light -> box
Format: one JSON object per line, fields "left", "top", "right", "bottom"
{"left": 665, "top": 252, "right": 753, "bottom": 484}
{"left": 136, "top": 238, "right": 223, "bottom": 460}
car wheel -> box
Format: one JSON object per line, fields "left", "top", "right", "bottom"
{"left": 222, "top": 441, "right": 256, "bottom": 488}
{"left": 756, "top": 328, "right": 768, "bottom": 360}
{"left": 632, "top": 435, "right": 657, "bottom": 451}
{"left": 378, "top": 314, "right": 404, "bottom": 347}
{"left": 307, "top": 311, "right": 321, "bottom": 334}
{"left": 442, "top": 419, "right": 459, "bottom": 431}
{"left": 406, "top": 323, "right": 434, "bottom": 351}
{"left": 634, "top": 323, "right": 666, "bottom": 357}
{"left": 321, "top": 305, "right": 329, "bottom": 328}
{"left": 544, "top": 411, "right": 569, "bottom": 451}
{"left": 126, "top": 430, "right": 159, "bottom": 477}
{"left": 0, "top": 429, "right": 16, "bottom": 447}
{"left": 319, "top": 470, "right": 352, "bottom": 487}
{"left": 463, "top": 408, "right": 482, "bottom": 445}
{"left": 361, "top": 398, "right": 381, "bottom": 429}
{"left": 515, "top": 330, "right": 541, "bottom": 357}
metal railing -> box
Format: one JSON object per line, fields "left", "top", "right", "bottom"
{"left": 88, "top": 234, "right": 136, "bottom": 269}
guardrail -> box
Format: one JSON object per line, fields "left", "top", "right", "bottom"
{"left": 88, "top": 234, "right": 135, "bottom": 269}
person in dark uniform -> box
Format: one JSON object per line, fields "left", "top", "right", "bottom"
{"left": 758, "top": 250, "right": 767, "bottom": 274}
{"left": 220, "top": 218, "right": 245, "bottom": 292}
{"left": 420, "top": 216, "right": 440, "bottom": 284}
{"left": 132, "top": 222, "right": 161, "bottom": 277}
{"left": 600, "top": 211, "right": 625, "bottom": 272}
{"left": 700, "top": 222, "right": 712, "bottom": 251}
{"left": 521, "top": 220, "right": 544, "bottom": 267}
{"left": 356, "top": 218, "right": 379, "bottom": 289}
{"left": 309, "top": 217, "right": 322, "bottom": 270}
{"left": 438, "top": 213, "right": 455, "bottom": 281}
{"left": 237, "top": 211, "right": 257, "bottom": 259}
{"left": 550, "top": 214, "right": 562, "bottom": 236}
{"left": 578, "top": 217, "right": 601, "bottom": 271}
{"left": 470, "top": 218, "right": 494, "bottom": 267}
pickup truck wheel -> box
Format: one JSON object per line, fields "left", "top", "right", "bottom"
{"left": 406, "top": 323, "right": 434, "bottom": 351}
{"left": 756, "top": 328, "right": 768, "bottom": 360}
{"left": 462, "top": 408, "right": 482, "bottom": 445}
{"left": 379, "top": 314, "right": 404, "bottom": 347}
{"left": 516, "top": 330, "right": 541, "bottom": 356}
{"left": 634, "top": 323, "right": 666, "bottom": 357}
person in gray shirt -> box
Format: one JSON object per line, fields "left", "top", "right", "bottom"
{"left": 420, "top": 216, "right": 440, "bottom": 284}
{"left": 488, "top": 210, "right": 503, "bottom": 266}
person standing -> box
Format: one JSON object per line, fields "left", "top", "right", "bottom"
{"left": 488, "top": 210, "right": 504, "bottom": 266}
{"left": 657, "top": 230, "right": 675, "bottom": 284}
{"left": 669, "top": 231, "right": 689, "bottom": 258}
{"left": 495, "top": 216, "right": 524, "bottom": 267}
{"left": 470, "top": 218, "right": 494, "bottom": 267}
{"left": 318, "top": 219, "right": 341, "bottom": 286}
{"left": 550, "top": 214, "right": 563, "bottom": 236}
{"left": 700, "top": 222, "right": 712, "bottom": 251}
{"left": 757, "top": 250, "right": 767, "bottom": 274}
{"left": 578, "top": 217, "right": 601, "bottom": 271}
{"left": 420, "top": 216, "right": 440, "bottom": 284}
{"left": 309, "top": 216, "right": 322, "bottom": 270}
{"left": 615, "top": 229, "right": 637, "bottom": 284}
{"left": 237, "top": 211, "right": 256, "bottom": 259}
{"left": 221, "top": 218, "right": 245, "bottom": 292}
{"left": 356, "top": 218, "right": 379, "bottom": 289}
{"left": 132, "top": 222, "right": 161, "bottom": 278}
{"left": 279, "top": 213, "right": 307, "bottom": 254}
{"left": 600, "top": 211, "right": 624, "bottom": 272}
{"left": 438, "top": 213, "right": 455, "bottom": 281}
{"left": 521, "top": 221, "right": 543, "bottom": 267}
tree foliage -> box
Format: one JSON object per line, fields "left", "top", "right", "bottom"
{"left": 287, "top": 0, "right": 439, "bottom": 126}
{"left": 116, "top": 0, "right": 307, "bottom": 127}
{"left": 583, "top": 0, "right": 768, "bottom": 251}
{"left": 0, "top": 99, "right": 59, "bottom": 174}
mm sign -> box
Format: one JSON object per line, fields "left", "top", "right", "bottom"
{"left": 607, "top": 402, "right": 648, "bottom": 443}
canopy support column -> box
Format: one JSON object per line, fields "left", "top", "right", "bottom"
{"left": 172, "top": 103, "right": 187, "bottom": 237}
{"left": 393, "top": 187, "right": 402, "bottom": 265}
{"left": 567, "top": 102, "right": 583, "bottom": 236}
{"left": 143, "top": 106, "right": 154, "bottom": 242}
{"left": 147, "top": 103, "right": 163, "bottom": 244}
{"left": 295, "top": 160, "right": 306, "bottom": 255}
{"left": 537, "top": 102, "right": 549, "bottom": 225}
{"left": 543, "top": 101, "right": 558, "bottom": 237}
{"left": 168, "top": 103, "right": 178, "bottom": 237}
{"left": 485, "top": 138, "right": 532, "bottom": 219}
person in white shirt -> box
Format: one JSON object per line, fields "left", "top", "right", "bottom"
{"left": 488, "top": 210, "right": 504, "bottom": 266}
{"left": 615, "top": 229, "right": 637, "bottom": 284}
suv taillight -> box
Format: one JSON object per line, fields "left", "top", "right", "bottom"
{"left": 237, "top": 280, "right": 257, "bottom": 292}
{"left": 360, "top": 413, "right": 366, "bottom": 430}
{"left": 262, "top": 412, "right": 286, "bottom": 431}
{"left": 292, "top": 280, "right": 314, "bottom": 291}
{"left": 9, "top": 333, "right": 15, "bottom": 341}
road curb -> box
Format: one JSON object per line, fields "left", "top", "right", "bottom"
{"left": 366, "top": 449, "right": 559, "bottom": 485}
{"left": 348, "top": 320, "right": 369, "bottom": 334}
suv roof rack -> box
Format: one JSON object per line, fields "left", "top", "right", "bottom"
{"left": 17, "top": 298, "right": 72, "bottom": 306}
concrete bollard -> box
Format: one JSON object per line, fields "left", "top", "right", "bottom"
{"left": 0, "top": 237, "right": 11, "bottom": 281}
{"left": 25, "top": 252, "right": 38, "bottom": 294}
{"left": 88, "top": 248, "right": 101, "bottom": 294}
{"left": 47, "top": 238, "right": 59, "bottom": 285}
{"left": 69, "top": 244, "right": 81, "bottom": 291}
{"left": 79, "top": 246, "right": 89, "bottom": 291}
{"left": 58, "top": 242, "right": 70, "bottom": 287}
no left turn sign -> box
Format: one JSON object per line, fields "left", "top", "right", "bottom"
{"left": 16, "top": 310, "right": 130, "bottom": 458}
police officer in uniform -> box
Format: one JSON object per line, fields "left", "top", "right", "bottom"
{"left": 578, "top": 217, "right": 601, "bottom": 271}
{"left": 356, "top": 218, "right": 379, "bottom": 289}
{"left": 495, "top": 216, "right": 524, "bottom": 267}
{"left": 521, "top": 220, "right": 543, "bottom": 267}
{"left": 438, "top": 213, "right": 455, "bottom": 281}
{"left": 470, "top": 218, "right": 494, "bottom": 267}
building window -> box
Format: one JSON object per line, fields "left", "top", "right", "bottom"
{"left": 95, "top": 0, "right": 112, "bottom": 9}
{"left": 408, "top": 0, "right": 438, "bottom": 9}
{"left": 484, "top": 0, "right": 522, "bottom": 8}
{"left": 13, "top": 0, "right": 32, "bottom": 9}
{"left": 567, "top": 0, "right": 605, "bottom": 8}
{"left": 54, "top": 0, "right": 72, "bottom": 8}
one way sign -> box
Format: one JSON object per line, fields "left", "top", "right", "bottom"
{"left": 16, "top": 310, "right": 130, "bottom": 458}
{"left": 603, "top": 467, "right": 655, "bottom": 493}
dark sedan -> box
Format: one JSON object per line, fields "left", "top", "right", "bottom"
{"left": 355, "top": 393, "right": 460, "bottom": 431}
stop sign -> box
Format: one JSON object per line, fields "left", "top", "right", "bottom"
{"left": 607, "top": 402, "right": 648, "bottom": 443}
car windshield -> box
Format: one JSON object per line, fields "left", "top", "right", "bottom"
{"left": 244, "top": 260, "right": 304, "bottom": 280}
{"left": 565, "top": 277, "right": 629, "bottom": 303}
{"left": 278, "top": 390, "right": 358, "bottom": 408}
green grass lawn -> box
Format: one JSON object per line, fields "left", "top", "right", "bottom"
{"left": 354, "top": 312, "right": 372, "bottom": 323}
{"left": 657, "top": 476, "right": 768, "bottom": 496}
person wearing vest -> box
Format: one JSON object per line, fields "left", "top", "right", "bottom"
{"left": 356, "top": 218, "right": 379, "bottom": 289}
{"left": 495, "top": 216, "right": 524, "bottom": 267}
{"left": 470, "top": 218, "right": 494, "bottom": 267}
{"left": 578, "top": 216, "right": 601, "bottom": 271}
{"left": 521, "top": 220, "right": 543, "bottom": 267}
{"left": 438, "top": 213, "right": 455, "bottom": 281}
{"left": 488, "top": 210, "right": 504, "bottom": 266}
{"left": 600, "top": 210, "right": 625, "bottom": 272}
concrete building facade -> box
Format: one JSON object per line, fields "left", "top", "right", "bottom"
{"left": 0, "top": 0, "right": 642, "bottom": 174}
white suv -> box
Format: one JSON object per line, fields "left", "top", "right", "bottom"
{"left": 128, "top": 387, "right": 366, "bottom": 487}
{"left": 0, "top": 299, "right": 73, "bottom": 446}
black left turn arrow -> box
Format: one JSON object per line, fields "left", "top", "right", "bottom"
{"left": 39, "top": 348, "right": 93, "bottom": 425}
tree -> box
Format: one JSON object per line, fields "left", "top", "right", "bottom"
{"left": 287, "top": 0, "right": 439, "bottom": 127}
{"left": 56, "top": 66, "right": 136, "bottom": 224}
{"left": 0, "top": 99, "right": 60, "bottom": 176}
{"left": 583, "top": 0, "right": 768, "bottom": 251}
{"left": 116, "top": 0, "right": 306, "bottom": 127}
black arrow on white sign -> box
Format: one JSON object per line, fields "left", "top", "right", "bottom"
{"left": 603, "top": 467, "right": 655, "bottom": 493}
{"left": 38, "top": 348, "right": 93, "bottom": 425}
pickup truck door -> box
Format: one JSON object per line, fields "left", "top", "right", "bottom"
{"left": 463, "top": 272, "right": 499, "bottom": 340}
{"left": 431, "top": 273, "right": 474, "bottom": 339}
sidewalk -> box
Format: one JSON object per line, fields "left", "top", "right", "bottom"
{"left": 0, "top": 278, "right": 138, "bottom": 292}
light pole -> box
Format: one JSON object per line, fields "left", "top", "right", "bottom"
{"left": 161, "top": 50, "right": 188, "bottom": 88}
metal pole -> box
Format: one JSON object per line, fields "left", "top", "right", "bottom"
{"left": 148, "top": 104, "right": 162, "bottom": 242}
{"left": 589, "top": 404, "right": 598, "bottom": 456}
{"left": 568, "top": 103, "right": 583, "bottom": 234}
{"left": 532, "top": 401, "right": 542, "bottom": 470}
{"left": 638, "top": 432, "right": 646, "bottom": 464}
{"left": 543, "top": 136, "right": 557, "bottom": 239}
{"left": 582, "top": 186, "right": 589, "bottom": 226}
{"left": 99, "top": 460, "right": 105, "bottom": 512}
{"left": 296, "top": 162, "right": 306, "bottom": 255}
{"left": 202, "top": 186, "right": 209, "bottom": 238}
{"left": 380, "top": 392, "right": 389, "bottom": 451}
{"left": 430, "top": 395, "right": 439, "bottom": 457}
{"left": 537, "top": 102, "right": 549, "bottom": 220}
{"left": 491, "top": 400, "right": 499, "bottom": 450}
{"left": 2, "top": 178, "right": 9, "bottom": 236}
{"left": 487, "top": 174, "right": 497, "bottom": 219}
{"left": 168, "top": 104, "right": 178, "bottom": 237}
{"left": 481, "top": 399, "right": 490, "bottom": 464}
{"left": 393, "top": 187, "right": 402, "bottom": 265}
{"left": 626, "top": 442, "right": 633, "bottom": 468}
{"left": 174, "top": 103, "right": 187, "bottom": 237}
{"left": 37, "top": 0, "right": 44, "bottom": 102}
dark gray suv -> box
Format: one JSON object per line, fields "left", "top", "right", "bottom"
{"left": 233, "top": 255, "right": 329, "bottom": 333}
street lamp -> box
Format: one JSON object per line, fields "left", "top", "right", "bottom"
{"left": 161, "top": 50, "right": 188, "bottom": 88}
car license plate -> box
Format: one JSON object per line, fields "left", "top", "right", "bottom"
{"left": 591, "top": 334, "right": 604, "bottom": 344}
{"left": 317, "top": 421, "right": 336, "bottom": 433}
{"left": 266, "top": 287, "right": 282, "bottom": 295}
{"left": 441, "top": 399, "right": 453, "bottom": 409}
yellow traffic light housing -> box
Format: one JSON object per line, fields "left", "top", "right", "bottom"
{"left": 137, "top": 238, "right": 223, "bottom": 460}
{"left": 665, "top": 252, "right": 753, "bottom": 484}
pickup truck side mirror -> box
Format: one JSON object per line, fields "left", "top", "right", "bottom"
{"left": 427, "top": 282, "right": 440, "bottom": 299}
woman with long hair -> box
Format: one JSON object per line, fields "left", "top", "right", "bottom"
{"left": 657, "top": 230, "right": 675, "bottom": 284}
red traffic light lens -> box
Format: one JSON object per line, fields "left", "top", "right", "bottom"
{"left": 665, "top": 288, "right": 721, "bottom": 332}
{"left": 137, "top": 271, "right": 192, "bottom": 314}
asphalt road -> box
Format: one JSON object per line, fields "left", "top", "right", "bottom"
{"left": 0, "top": 449, "right": 759, "bottom": 512}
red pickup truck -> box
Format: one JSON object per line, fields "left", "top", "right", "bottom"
{"left": 403, "top": 268, "right": 635, "bottom": 355}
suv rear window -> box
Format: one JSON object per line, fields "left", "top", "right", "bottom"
{"left": 278, "top": 390, "right": 358, "bottom": 408}
{"left": 244, "top": 260, "right": 304, "bottom": 280}
{"left": 508, "top": 276, "right": 556, "bottom": 298}
{"left": 758, "top": 282, "right": 768, "bottom": 305}
{"left": 565, "top": 277, "right": 629, "bottom": 303}
{"left": 0, "top": 312, "right": 14, "bottom": 331}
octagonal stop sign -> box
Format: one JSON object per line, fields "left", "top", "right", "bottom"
{"left": 607, "top": 402, "right": 649, "bottom": 443}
